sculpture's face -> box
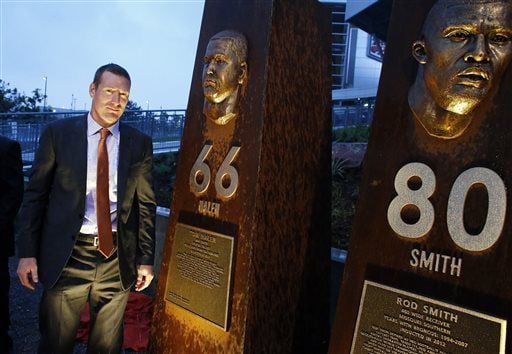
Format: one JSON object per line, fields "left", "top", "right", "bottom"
{"left": 202, "top": 38, "right": 242, "bottom": 104}
{"left": 418, "top": 1, "right": 512, "bottom": 114}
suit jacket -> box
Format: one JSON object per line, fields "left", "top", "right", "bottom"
{"left": 0, "top": 136, "right": 24, "bottom": 258}
{"left": 17, "top": 115, "right": 156, "bottom": 289}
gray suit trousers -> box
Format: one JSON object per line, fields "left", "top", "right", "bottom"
{"left": 38, "top": 239, "right": 129, "bottom": 354}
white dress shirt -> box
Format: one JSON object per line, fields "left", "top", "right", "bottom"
{"left": 80, "top": 113, "right": 119, "bottom": 234}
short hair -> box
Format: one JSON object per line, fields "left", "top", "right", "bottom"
{"left": 92, "top": 63, "right": 131, "bottom": 87}
{"left": 424, "top": 0, "right": 509, "bottom": 32}
{"left": 210, "top": 30, "right": 248, "bottom": 64}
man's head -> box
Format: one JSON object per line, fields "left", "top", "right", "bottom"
{"left": 202, "top": 30, "right": 247, "bottom": 105}
{"left": 89, "top": 63, "right": 131, "bottom": 128}
{"left": 412, "top": 0, "right": 512, "bottom": 115}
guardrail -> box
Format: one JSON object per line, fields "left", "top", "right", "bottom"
{"left": 332, "top": 105, "right": 374, "bottom": 128}
{"left": 0, "top": 109, "right": 186, "bottom": 162}
{"left": 2, "top": 105, "right": 374, "bottom": 162}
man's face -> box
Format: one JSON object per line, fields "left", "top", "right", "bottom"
{"left": 420, "top": 1, "right": 512, "bottom": 114}
{"left": 202, "top": 38, "right": 241, "bottom": 104}
{"left": 89, "top": 71, "right": 130, "bottom": 127}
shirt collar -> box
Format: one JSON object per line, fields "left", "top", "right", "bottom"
{"left": 87, "top": 112, "right": 120, "bottom": 139}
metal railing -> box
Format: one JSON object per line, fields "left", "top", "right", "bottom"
{"left": 332, "top": 105, "right": 374, "bottom": 128}
{"left": 0, "top": 110, "right": 186, "bottom": 162}
{"left": 2, "top": 105, "right": 374, "bottom": 163}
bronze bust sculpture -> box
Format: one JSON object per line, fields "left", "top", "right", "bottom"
{"left": 408, "top": 0, "right": 512, "bottom": 139}
{"left": 202, "top": 30, "right": 248, "bottom": 125}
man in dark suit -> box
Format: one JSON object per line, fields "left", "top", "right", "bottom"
{"left": 16, "top": 63, "right": 156, "bottom": 353}
{"left": 0, "top": 136, "right": 23, "bottom": 352}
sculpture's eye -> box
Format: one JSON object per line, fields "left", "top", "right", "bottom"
{"left": 446, "top": 30, "right": 470, "bottom": 42}
{"left": 489, "top": 33, "right": 511, "bottom": 46}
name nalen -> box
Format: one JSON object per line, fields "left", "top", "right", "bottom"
{"left": 198, "top": 200, "right": 220, "bottom": 218}
{"left": 410, "top": 248, "right": 462, "bottom": 277}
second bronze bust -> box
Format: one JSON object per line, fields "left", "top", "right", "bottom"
{"left": 408, "top": 0, "right": 512, "bottom": 139}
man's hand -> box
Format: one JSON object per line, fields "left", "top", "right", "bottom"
{"left": 135, "top": 265, "right": 154, "bottom": 292}
{"left": 17, "top": 257, "right": 39, "bottom": 290}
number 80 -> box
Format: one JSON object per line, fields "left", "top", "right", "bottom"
{"left": 387, "top": 162, "right": 507, "bottom": 252}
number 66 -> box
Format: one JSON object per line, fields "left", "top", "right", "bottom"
{"left": 189, "top": 144, "right": 241, "bottom": 200}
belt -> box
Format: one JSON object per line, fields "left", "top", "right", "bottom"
{"left": 77, "top": 232, "right": 117, "bottom": 246}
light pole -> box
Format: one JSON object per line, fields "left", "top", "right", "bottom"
{"left": 43, "top": 76, "right": 48, "bottom": 111}
{"left": 71, "top": 94, "right": 77, "bottom": 111}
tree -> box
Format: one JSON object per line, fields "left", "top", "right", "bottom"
{"left": 122, "top": 99, "right": 143, "bottom": 122}
{"left": 0, "top": 80, "right": 45, "bottom": 113}
{"left": 125, "top": 100, "right": 141, "bottom": 111}
{"left": 16, "top": 88, "right": 44, "bottom": 112}
{"left": 0, "top": 80, "right": 19, "bottom": 112}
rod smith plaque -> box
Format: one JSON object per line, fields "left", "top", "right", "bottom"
{"left": 165, "top": 223, "right": 234, "bottom": 330}
{"left": 351, "top": 281, "right": 506, "bottom": 354}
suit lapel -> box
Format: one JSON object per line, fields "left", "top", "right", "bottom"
{"left": 117, "top": 123, "right": 132, "bottom": 215}
{"left": 72, "top": 115, "right": 88, "bottom": 209}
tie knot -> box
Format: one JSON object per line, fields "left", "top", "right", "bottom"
{"left": 99, "top": 128, "right": 111, "bottom": 140}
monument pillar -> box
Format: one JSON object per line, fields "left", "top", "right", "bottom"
{"left": 330, "top": 0, "right": 512, "bottom": 352}
{"left": 151, "top": 1, "right": 331, "bottom": 353}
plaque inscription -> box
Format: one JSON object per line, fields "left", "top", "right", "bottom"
{"left": 351, "top": 281, "right": 506, "bottom": 354}
{"left": 165, "top": 223, "right": 235, "bottom": 330}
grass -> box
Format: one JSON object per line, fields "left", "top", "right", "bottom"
{"left": 331, "top": 158, "right": 362, "bottom": 250}
{"left": 153, "top": 152, "right": 178, "bottom": 208}
{"left": 332, "top": 125, "right": 370, "bottom": 142}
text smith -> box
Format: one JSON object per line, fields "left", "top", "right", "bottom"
{"left": 410, "top": 248, "right": 462, "bottom": 277}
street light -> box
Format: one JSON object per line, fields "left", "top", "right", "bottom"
{"left": 43, "top": 76, "right": 48, "bottom": 112}
{"left": 71, "top": 94, "right": 77, "bottom": 111}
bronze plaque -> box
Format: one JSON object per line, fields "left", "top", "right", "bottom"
{"left": 165, "top": 223, "right": 234, "bottom": 330}
{"left": 351, "top": 281, "right": 506, "bottom": 354}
